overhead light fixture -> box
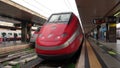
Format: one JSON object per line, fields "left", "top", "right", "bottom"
{"left": 114, "top": 11, "right": 120, "bottom": 17}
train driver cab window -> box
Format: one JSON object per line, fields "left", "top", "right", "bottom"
{"left": 48, "top": 13, "right": 71, "bottom": 23}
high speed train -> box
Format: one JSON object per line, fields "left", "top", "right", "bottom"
{"left": 35, "top": 12, "right": 84, "bottom": 60}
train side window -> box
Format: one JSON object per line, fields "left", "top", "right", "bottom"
{"left": 8, "top": 33, "right": 12, "bottom": 36}
{"left": 14, "top": 33, "right": 18, "bottom": 37}
{"left": 2, "top": 32, "right": 6, "bottom": 37}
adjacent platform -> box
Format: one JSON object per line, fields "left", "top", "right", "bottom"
{"left": 76, "top": 38, "right": 120, "bottom": 68}
{"left": 0, "top": 41, "right": 25, "bottom": 47}
{"left": 0, "top": 41, "right": 29, "bottom": 55}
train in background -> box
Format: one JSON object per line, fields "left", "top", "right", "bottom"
{"left": 0, "top": 30, "right": 35, "bottom": 42}
{"left": 0, "top": 30, "right": 21, "bottom": 42}
{"left": 30, "top": 26, "right": 41, "bottom": 48}
{"left": 35, "top": 12, "right": 84, "bottom": 60}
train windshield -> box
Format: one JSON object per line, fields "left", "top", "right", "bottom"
{"left": 48, "top": 13, "right": 71, "bottom": 23}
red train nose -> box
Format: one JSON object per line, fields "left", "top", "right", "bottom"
{"left": 37, "top": 23, "right": 68, "bottom": 41}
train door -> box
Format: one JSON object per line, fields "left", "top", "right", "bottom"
{"left": 17, "top": 32, "right": 21, "bottom": 40}
{"left": 14, "top": 33, "right": 18, "bottom": 41}
{"left": 8, "top": 32, "right": 12, "bottom": 41}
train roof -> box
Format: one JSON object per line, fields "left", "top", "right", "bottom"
{"left": 51, "top": 12, "right": 73, "bottom": 15}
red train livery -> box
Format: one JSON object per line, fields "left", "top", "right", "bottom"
{"left": 35, "top": 12, "right": 84, "bottom": 60}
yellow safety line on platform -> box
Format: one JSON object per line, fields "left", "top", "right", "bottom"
{"left": 76, "top": 42, "right": 85, "bottom": 68}
{"left": 86, "top": 41, "right": 102, "bottom": 68}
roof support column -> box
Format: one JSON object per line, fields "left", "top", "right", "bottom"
{"left": 106, "top": 16, "right": 116, "bottom": 42}
{"left": 21, "top": 22, "right": 27, "bottom": 43}
{"left": 106, "top": 23, "right": 116, "bottom": 42}
{"left": 27, "top": 24, "right": 32, "bottom": 42}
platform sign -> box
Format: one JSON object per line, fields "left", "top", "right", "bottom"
{"left": 93, "top": 18, "right": 105, "bottom": 24}
{"left": 109, "top": 23, "right": 116, "bottom": 27}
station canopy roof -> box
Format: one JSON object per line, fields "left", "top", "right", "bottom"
{"left": 76, "top": 0, "right": 120, "bottom": 33}
{"left": 0, "top": 0, "right": 46, "bottom": 25}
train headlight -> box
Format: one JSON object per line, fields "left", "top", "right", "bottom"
{"left": 55, "top": 36, "right": 61, "bottom": 40}
{"left": 57, "top": 36, "right": 61, "bottom": 39}
{"left": 61, "top": 33, "right": 67, "bottom": 37}
{"left": 55, "top": 33, "right": 67, "bottom": 40}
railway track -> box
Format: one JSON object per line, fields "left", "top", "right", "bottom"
{"left": 0, "top": 47, "right": 45, "bottom": 68}
{"left": 33, "top": 59, "right": 76, "bottom": 68}
{"left": 33, "top": 46, "right": 81, "bottom": 68}
{"left": 2, "top": 55, "right": 43, "bottom": 68}
{"left": 0, "top": 48, "right": 34, "bottom": 63}
{"left": 33, "top": 52, "right": 80, "bottom": 68}
{"left": 0, "top": 54, "right": 78, "bottom": 68}
{"left": 0, "top": 46, "right": 81, "bottom": 68}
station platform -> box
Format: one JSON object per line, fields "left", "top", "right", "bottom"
{"left": 0, "top": 41, "right": 29, "bottom": 55}
{"left": 76, "top": 38, "right": 120, "bottom": 68}
{"left": 0, "top": 41, "right": 27, "bottom": 47}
